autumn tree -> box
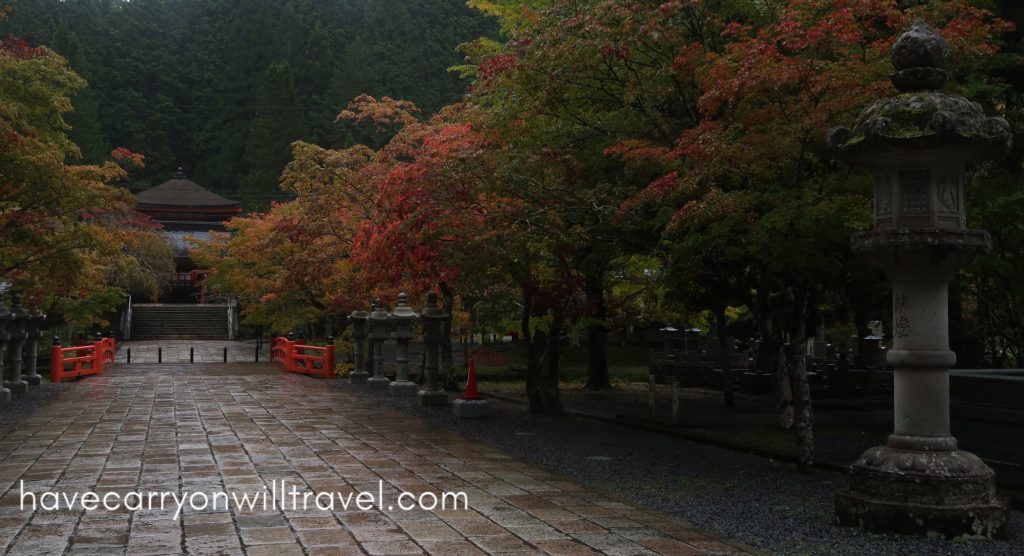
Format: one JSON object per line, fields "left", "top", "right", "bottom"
{"left": 1, "top": 29, "right": 173, "bottom": 327}
{"left": 615, "top": 0, "right": 1012, "bottom": 470}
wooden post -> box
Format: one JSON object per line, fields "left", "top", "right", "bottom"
{"left": 50, "top": 337, "right": 63, "bottom": 383}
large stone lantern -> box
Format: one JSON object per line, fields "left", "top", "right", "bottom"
{"left": 366, "top": 299, "right": 391, "bottom": 391}
{"left": 23, "top": 309, "right": 44, "bottom": 386}
{"left": 6, "top": 293, "right": 29, "bottom": 394}
{"left": 388, "top": 293, "right": 419, "bottom": 397}
{"left": 347, "top": 308, "right": 369, "bottom": 384}
{"left": 828, "top": 20, "right": 1011, "bottom": 537}
{"left": 0, "top": 298, "right": 10, "bottom": 403}
{"left": 418, "top": 292, "right": 449, "bottom": 407}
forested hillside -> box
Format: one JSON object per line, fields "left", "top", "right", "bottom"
{"left": 0, "top": 0, "right": 497, "bottom": 208}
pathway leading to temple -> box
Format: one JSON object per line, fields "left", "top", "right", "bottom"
{"left": 0, "top": 363, "right": 755, "bottom": 555}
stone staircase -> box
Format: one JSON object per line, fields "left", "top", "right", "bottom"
{"left": 130, "top": 304, "right": 229, "bottom": 340}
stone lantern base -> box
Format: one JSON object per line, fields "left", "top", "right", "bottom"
{"left": 367, "top": 376, "right": 390, "bottom": 391}
{"left": 418, "top": 389, "right": 448, "bottom": 407}
{"left": 452, "top": 398, "right": 490, "bottom": 419}
{"left": 348, "top": 370, "right": 369, "bottom": 384}
{"left": 835, "top": 445, "right": 1009, "bottom": 538}
{"left": 389, "top": 380, "right": 417, "bottom": 397}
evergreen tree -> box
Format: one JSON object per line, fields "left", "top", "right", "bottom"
{"left": 241, "top": 61, "right": 306, "bottom": 210}
{"left": 51, "top": 24, "right": 108, "bottom": 163}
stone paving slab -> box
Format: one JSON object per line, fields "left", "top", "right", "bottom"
{"left": 0, "top": 364, "right": 758, "bottom": 555}
{"left": 115, "top": 340, "right": 268, "bottom": 364}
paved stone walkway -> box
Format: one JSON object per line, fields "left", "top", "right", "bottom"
{"left": 115, "top": 341, "right": 267, "bottom": 364}
{"left": 0, "top": 364, "right": 756, "bottom": 555}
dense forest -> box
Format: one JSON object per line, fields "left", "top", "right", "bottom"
{"left": 0, "top": 0, "right": 497, "bottom": 208}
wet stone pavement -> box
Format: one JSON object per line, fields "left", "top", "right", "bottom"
{"left": 114, "top": 340, "right": 266, "bottom": 364}
{"left": 0, "top": 363, "right": 756, "bottom": 555}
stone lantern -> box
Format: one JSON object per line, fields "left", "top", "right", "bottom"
{"left": 828, "top": 20, "right": 1010, "bottom": 537}
{"left": 418, "top": 292, "right": 448, "bottom": 407}
{"left": 366, "top": 298, "right": 391, "bottom": 391}
{"left": 6, "top": 293, "right": 29, "bottom": 394}
{"left": 347, "top": 308, "right": 369, "bottom": 384}
{"left": 388, "top": 293, "right": 419, "bottom": 397}
{"left": 0, "top": 298, "right": 10, "bottom": 403}
{"left": 23, "top": 309, "right": 44, "bottom": 386}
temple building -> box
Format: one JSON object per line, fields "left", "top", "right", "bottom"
{"left": 135, "top": 168, "right": 241, "bottom": 302}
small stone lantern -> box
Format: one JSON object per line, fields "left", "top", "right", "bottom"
{"left": 388, "top": 293, "right": 419, "bottom": 397}
{"left": 828, "top": 20, "right": 1011, "bottom": 537}
{"left": 347, "top": 308, "right": 369, "bottom": 384}
{"left": 6, "top": 293, "right": 28, "bottom": 394}
{"left": 418, "top": 292, "right": 448, "bottom": 407}
{"left": 0, "top": 298, "right": 10, "bottom": 403}
{"left": 23, "top": 309, "right": 44, "bottom": 386}
{"left": 366, "top": 298, "right": 391, "bottom": 391}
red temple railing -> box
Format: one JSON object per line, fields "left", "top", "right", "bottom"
{"left": 271, "top": 336, "right": 335, "bottom": 379}
{"left": 50, "top": 336, "right": 115, "bottom": 382}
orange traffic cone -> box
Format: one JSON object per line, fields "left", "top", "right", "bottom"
{"left": 461, "top": 358, "right": 482, "bottom": 401}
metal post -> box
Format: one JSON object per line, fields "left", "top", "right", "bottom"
{"left": 648, "top": 374, "right": 656, "bottom": 415}
{"left": 223, "top": 347, "right": 228, "bottom": 363}
{"left": 158, "top": 347, "right": 162, "bottom": 363}
{"left": 672, "top": 377, "right": 680, "bottom": 422}
{"left": 255, "top": 343, "right": 260, "bottom": 363}
{"left": 127, "top": 348, "right": 131, "bottom": 365}
{"left": 190, "top": 347, "right": 194, "bottom": 363}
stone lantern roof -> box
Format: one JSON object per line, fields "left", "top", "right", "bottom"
{"left": 827, "top": 20, "right": 1011, "bottom": 164}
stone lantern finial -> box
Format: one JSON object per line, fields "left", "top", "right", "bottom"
{"left": 891, "top": 20, "right": 949, "bottom": 92}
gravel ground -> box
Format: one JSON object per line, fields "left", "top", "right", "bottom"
{"left": 0, "top": 381, "right": 73, "bottom": 432}
{"left": 328, "top": 379, "right": 1024, "bottom": 556}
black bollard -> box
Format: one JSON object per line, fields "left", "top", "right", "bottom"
{"left": 223, "top": 347, "right": 227, "bottom": 363}
{"left": 255, "top": 344, "right": 259, "bottom": 363}
{"left": 190, "top": 347, "right": 194, "bottom": 363}
{"left": 127, "top": 348, "right": 131, "bottom": 364}
{"left": 158, "top": 347, "right": 162, "bottom": 363}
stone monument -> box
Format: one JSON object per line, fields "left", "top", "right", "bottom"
{"left": 388, "top": 293, "right": 419, "bottom": 397}
{"left": 366, "top": 299, "right": 391, "bottom": 391}
{"left": 828, "top": 20, "right": 1011, "bottom": 538}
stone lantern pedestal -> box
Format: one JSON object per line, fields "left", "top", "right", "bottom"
{"left": 348, "top": 309, "right": 369, "bottom": 384}
{"left": 366, "top": 299, "right": 391, "bottom": 391}
{"left": 828, "top": 21, "right": 1010, "bottom": 538}
{"left": 388, "top": 293, "right": 419, "bottom": 397}
{"left": 6, "top": 294, "right": 29, "bottom": 394}
{"left": 23, "top": 310, "right": 44, "bottom": 387}
{"left": 0, "top": 299, "right": 10, "bottom": 403}
{"left": 418, "top": 292, "right": 449, "bottom": 407}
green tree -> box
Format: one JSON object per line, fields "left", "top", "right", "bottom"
{"left": 241, "top": 61, "right": 306, "bottom": 209}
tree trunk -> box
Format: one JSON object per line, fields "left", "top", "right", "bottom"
{"left": 522, "top": 289, "right": 562, "bottom": 414}
{"left": 788, "top": 349, "right": 815, "bottom": 472}
{"left": 583, "top": 267, "right": 611, "bottom": 390}
{"left": 714, "top": 303, "right": 735, "bottom": 407}
{"left": 774, "top": 343, "right": 795, "bottom": 429}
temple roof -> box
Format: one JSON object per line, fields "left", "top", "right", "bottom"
{"left": 136, "top": 168, "right": 240, "bottom": 209}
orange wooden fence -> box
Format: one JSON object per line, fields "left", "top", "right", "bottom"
{"left": 271, "top": 336, "right": 335, "bottom": 379}
{"left": 50, "top": 337, "right": 115, "bottom": 382}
